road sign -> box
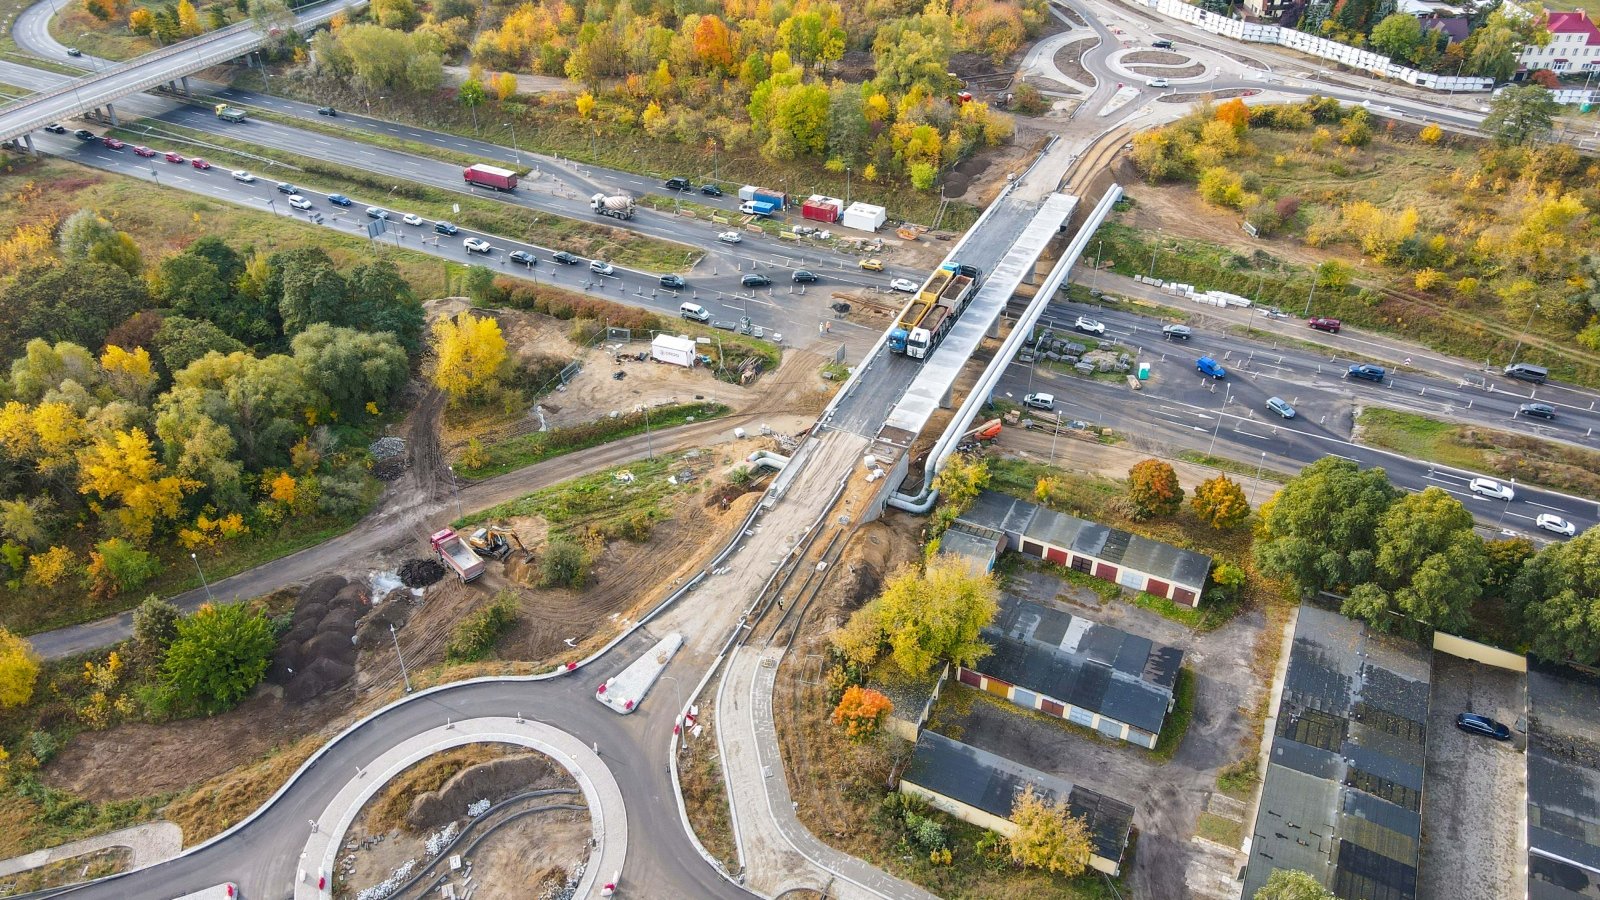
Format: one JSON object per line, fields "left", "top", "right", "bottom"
{"left": 366, "top": 218, "right": 386, "bottom": 240}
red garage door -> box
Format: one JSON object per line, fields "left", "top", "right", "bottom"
{"left": 1146, "top": 578, "right": 1170, "bottom": 599}
{"left": 959, "top": 667, "right": 982, "bottom": 687}
{"left": 1046, "top": 547, "right": 1068, "bottom": 566}
{"left": 1094, "top": 562, "right": 1119, "bottom": 581}
{"left": 1172, "top": 587, "right": 1198, "bottom": 607}
{"left": 1041, "top": 699, "right": 1065, "bottom": 718}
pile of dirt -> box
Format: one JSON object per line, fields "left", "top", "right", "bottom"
{"left": 405, "top": 753, "right": 571, "bottom": 832}
{"left": 399, "top": 558, "right": 447, "bottom": 588}
{"left": 270, "top": 577, "right": 372, "bottom": 702}
{"left": 356, "top": 590, "right": 415, "bottom": 649}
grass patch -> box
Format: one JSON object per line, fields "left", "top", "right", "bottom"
{"left": 1151, "top": 667, "right": 1196, "bottom": 762}
{"left": 1194, "top": 811, "right": 1244, "bottom": 848}
{"left": 678, "top": 673, "right": 739, "bottom": 871}
{"left": 1216, "top": 758, "right": 1260, "bottom": 801}
{"left": 1177, "top": 450, "right": 1288, "bottom": 484}
{"left": 48, "top": 0, "right": 161, "bottom": 61}
{"left": 463, "top": 452, "right": 697, "bottom": 540}
{"left": 366, "top": 744, "right": 502, "bottom": 834}
{"left": 1356, "top": 407, "right": 1600, "bottom": 502}
{"left": 1131, "top": 591, "right": 1208, "bottom": 629}
{"left": 0, "top": 845, "right": 130, "bottom": 894}
{"left": 444, "top": 592, "right": 519, "bottom": 663}
{"left": 163, "top": 733, "right": 324, "bottom": 846}
{"left": 454, "top": 402, "right": 728, "bottom": 480}
{"left": 106, "top": 118, "right": 701, "bottom": 273}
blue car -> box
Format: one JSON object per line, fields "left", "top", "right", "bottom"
{"left": 1347, "top": 363, "right": 1386, "bottom": 382}
{"left": 1197, "top": 356, "right": 1227, "bottom": 379}
{"left": 326, "top": 193, "right": 353, "bottom": 207}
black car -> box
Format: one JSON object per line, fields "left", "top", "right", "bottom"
{"left": 664, "top": 177, "right": 692, "bottom": 192}
{"left": 742, "top": 273, "right": 772, "bottom": 288}
{"left": 433, "top": 220, "right": 458, "bottom": 235}
{"left": 43, "top": 123, "right": 66, "bottom": 134}
{"left": 1520, "top": 402, "right": 1557, "bottom": 419}
{"left": 1162, "top": 324, "right": 1192, "bottom": 340}
{"left": 792, "top": 270, "right": 819, "bottom": 283}
{"left": 660, "top": 273, "right": 686, "bottom": 289}
{"left": 316, "top": 106, "right": 337, "bottom": 116}
{"left": 1455, "top": 713, "right": 1512, "bottom": 741}
{"left": 1347, "top": 364, "right": 1386, "bottom": 382}
{"left": 552, "top": 251, "right": 579, "bottom": 265}
{"left": 508, "top": 250, "right": 536, "bottom": 266}
{"left": 276, "top": 182, "right": 297, "bottom": 194}
{"left": 73, "top": 129, "right": 97, "bottom": 142}
{"left": 326, "top": 194, "right": 353, "bottom": 207}
{"left": 700, "top": 184, "right": 724, "bottom": 197}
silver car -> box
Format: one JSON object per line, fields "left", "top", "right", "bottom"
{"left": 1266, "top": 397, "right": 1296, "bottom": 419}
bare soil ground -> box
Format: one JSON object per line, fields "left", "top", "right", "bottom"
{"left": 1129, "top": 62, "right": 1206, "bottom": 78}
{"left": 1124, "top": 50, "right": 1190, "bottom": 65}
{"left": 467, "top": 812, "right": 590, "bottom": 900}
{"left": 1052, "top": 39, "right": 1096, "bottom": 90}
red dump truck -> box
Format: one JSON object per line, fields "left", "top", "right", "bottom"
{"left": 463, "top": 164, "right": 519, "bottom": 191}
{"left": 431, "top": 528, "right": 485, "bottom": 582}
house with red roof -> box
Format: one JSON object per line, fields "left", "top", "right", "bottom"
{"left": 1520, "top": 9, "right": 1600, "bottom": 75}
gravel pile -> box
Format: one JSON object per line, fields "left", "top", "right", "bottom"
{"left": 399, "top": 558, "right": 447, "bottom": 588}
{"left": 369, "top": 436, "right": 406, "bottom": 461}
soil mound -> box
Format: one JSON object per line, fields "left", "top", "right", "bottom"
{"left": 271, "top": 579, "right": 371, "bottom": 701}
{"left": 405, "top": 754, "right": 565, "bottom": 832}
{"left": 399, "top": 558, "right": 447, "bottom": 588}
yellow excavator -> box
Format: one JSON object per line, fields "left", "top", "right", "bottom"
{"left": 468, "top": 526, "right": 531, "bottom": 562}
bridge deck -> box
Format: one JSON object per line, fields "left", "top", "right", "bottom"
{"left": 879, "top": 192, "right": 1078, "bottom": 445}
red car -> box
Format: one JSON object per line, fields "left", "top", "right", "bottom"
{"left": 191, "top": 157, "right": 212, "bottom": 170}
{"left": 1308, "top": 316, "right": 1342, "bottom": 334}
{"left": 164, "top": 151, "right": 185, "bottom": 163}
{"left": 101, "top": 137, "right": 124, "bottom": 150}
{"left": 131, "top": 145, "right": 156, "bottom": 157}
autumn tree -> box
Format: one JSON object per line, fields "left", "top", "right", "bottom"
{"left": 77, "top": 428, "right": 196, "bottom": 541}
{"left": 831, "top": 685, "right": 893, "bottom": 739}
{"left": 934, "top": 453, "right": 989, "bottom": 516}
{"left": 1254, "top": 457, "right": 1398, "bottom": 595}
{"left": 1253, "top": 869, "right": 1335, "bottom": 900}
{"left": 833, "top": 556, "right": 998, "bottom": 677}
{"left": 176, "top": 0, "right": 202, "bottom": 36}
{"left": 0, "top": 628, "right": 39, "bottom": 709}
{"left": 1215, "top": 98, "right": 1250, "bottom": 133}
{"left": 1418, "top": 123, "right": 1442, "bottom": 145}
{"left": 161, "top": 603, "right": 275, "bottom": 714}
{"left": 431, "top": 311, "right": 508, "bottom": 400}
{"left": 492, "top": 71, "right": 517, "bottom": 102}
{"left": 1008, "top": 785, "right": 1091, "bottom": 876}
{"left": 1483, "top": 84, "right": 1557, "bottom": 147}
{"left": 692, "top": 14, "right": 735, "bottom": 70}
{"left": 86, "top": 538, "right": 160, "bottom": 598}
{"left": 1192, "top": 474, "right": 1250, "bottom": 530}
{"left": 1128, "top": 458, "right": 1183, "bottom": 519}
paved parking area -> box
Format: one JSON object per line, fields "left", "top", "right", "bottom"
{"left": 1416, "top": 654, "right": 1526, "bottom": 900}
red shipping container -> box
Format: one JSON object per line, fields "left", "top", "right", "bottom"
{"left": 802, "top": 199, "right": 840, "bottom": 222}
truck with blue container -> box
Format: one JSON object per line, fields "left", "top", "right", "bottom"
{"left": 740, "top": 200, "right": 777, "bottom": 217}
{"left": 737, "top": 185, "right": 787, "bottom": 209}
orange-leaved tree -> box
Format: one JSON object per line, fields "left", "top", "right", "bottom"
{"left": 831, "top": 685, "right": 893, "bottom": 739}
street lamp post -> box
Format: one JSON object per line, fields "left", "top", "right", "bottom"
{"left": 447, "top": 465, "right": 464, "bottom": 520}
{"left": 1050, "top": 410, "right": 1063, "bottom": 465}
{"left": 191, "top": 552, "right": 214, "bottom": 601}
{"left": 1206, "top": 384, "right": 1233, "bottom": 457}
{"left": 502, "top": 121, "right": 521, "bottom": 166}
{"left": 643, "top": 404, "right": 654, "bottom": 460}
{"left": 1508, "top": 303, "right": 1541, "bottom": 368}
{"left": 389, "top": 624, "right": 413, "bottom": 693}
{"left": 845, "top": 166, "right": 851, "bottom": 207}
{"left": 1303, "top": 277, "right": 1316, "bottom": 317}
{"left": 1248, "top": 450, "right": 1267, "bottom": 505}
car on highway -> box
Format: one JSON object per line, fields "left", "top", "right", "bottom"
{"left": 131, "top": 145, "right": 156, "bottom": 157}
{"left": 1308, "top": 316, "right": 1342, "bottom": 333}
{"left": 66, "top": 47, "right": 82, "bottom": 57}
{"left": 1074, "top": 315, "right": 1105, "bottom": 335}
{"left": 1537, "top": 513, "right": 1578, "bottom": 537}
{"left": 191, "top": 158, "right": 212, "bottom": 170}
{"left": 402, "top": 213, "right": 424, "bottom": 226}
{"left": 327, "top": 193, "right": 352, "bottom": 206}
{"left": 316, "top": 106, "right": 337, "bottom": 116}
{"left": 660, "top": 274, "right": 687, "bottom": 289}
{"left": 742, "top": 273, "right": 772, "bottom": 288}
{"left": 508, "top": 250, "right": 536, "bottom": 266}
{"left": 463, "top": 237, "right": 492, "bottom": 254}
{"left": 1455, "top": 713, "right": 1512, "bottom": 741}
{"left": 890, "top": 278, "right": 918, "bottom": 293}
{"left": 590, "top": 260, "right": 615, "bottom": 275}
{"left": 287, "top": 194, "right": 313, "bottom": 210}
{"left": 1266, "top": 396, "right": 1296, "bottom": 419}
{"left": 859, "top": 258, "right": 884, "bottom": 271}
{"left": 434, "top": 221, "right": 458, "bottom": 235}
{"left": 73, "top": 129, "right": 96, "bottom": 141}
{"left": 793, "top": 270, "right": 819, "bottom": 283}
{"left": 1162, "top": 323, "right": 1191, "bottom": 340}
{"left": 1347, "top": 363, "right": 1386, "bottom": 382}
{"left": 1023, "top": 392, "right": 1055, "bottom": 410}
{"left": 43, "top": 123, "right": 65, "bottom": 134}
{"left": 1197, "top": 356, "right": 1227, "bottom": 378}
{"left": 552, "top": 251, "right": 578, "bottom": 264}
{"left": 164, "top": 150, "right": 185, "bottom": 163}
{"left": 700, "top": 184, "right": 724, "bottom": 197}
{"left": 1504, "top": 362, "right": 1549, "bottom": 384}
{"left": 718, "top": 231, "right": 743, "bottom": 244}
{"left": 230, "top": 170, "right": 255, "bottom": 183}
{"left": 365, "top": 206, "right": 389, "bottom": 220}
{"left": 665, "top": 177, "right": 693, "bottom": 192}
{"left": 1470, "top": 477, "right": 1515, "bottom": 501}
{"left": 273, "top": 181, "right": 296, "bottom": 194}
{"left": 1520, "top": 402, "right": 1557, "bottom": 420}
{"left": 102, "top": 137, "right": 124, "bottom": 150}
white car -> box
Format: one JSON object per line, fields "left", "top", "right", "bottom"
{"left": 230, "top": 170, "right": 255, "bottom": 183}
{"left": 889, "top": 278, "right": 918, "bottom": 293}
{"left": 1148, "top": 77, "right": 1171, "bottom": 88}
{"left": 717, "top": 231, "right": 742, "bottom": 244}
{"left": 1469, "top": 477, "right": 1514, "bottom": 501}
{"left": 1074, "top": 315, "right": 1105, "bottom": 335}
{"left": 590, "top": 260, "right": 616, "bottom": 275}
{"left": 287, "top": 194, "right": 313, "bottom": 210}
{"left": 402, "top": 213, "right": 423, "bottom": 226}
{"left": 463, "top": 237, "right": 491, "bottom": 253}
{"left": 1536, "top": 513, "right": 1577, "bottom": 537}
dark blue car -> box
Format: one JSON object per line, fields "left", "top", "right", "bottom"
{"left": 1455, "top": 713, "right": 1511, "bottom": 741}
{"left": 1196, "top": 356, "right": 1227, "bottom": 379}
{"left": 326, "top": 193, "right": 353, "bottom": 207}
{"left": 1348, "top": 364, "right": 1386, "bottom": 382}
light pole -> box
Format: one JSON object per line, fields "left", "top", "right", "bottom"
{"left": 447, "top": 465, "right": 464, "bottom": 520}
{"left": 1049, "top": 410, "right": 1062, "bottom": 465}
{"left": 660, "top": 674, "right": 686, "bottom": 733}
{"left": 643, "top": 404, "right": 654, "bottom": 460}
{"left": 1248, "top": 450, "right": 1267, "bottom": 505}
{"left": 845, "top": 166, "right": 851, "bottom": 206}
{"left": 1093, "top": 239, "right": 1103, "bottom": 290}
{"left": 191, "top": 552, "right": 214, "bottom": 601}
{"left": 1508, "top": 303, "right": 1541, "bottom": 368}
{"left": 1206, "top": 383, "right": 1233, "bottom": 457}
{"left": 1303, "top": 276, "right": 1316, "bottom": 317}
{"left": 502, "top": 121, "right": 520, "bottom": 166}
{"left": 389, "top": 624, "right": 413, "bottom": 693}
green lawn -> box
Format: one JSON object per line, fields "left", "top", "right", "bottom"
{"left": 1152, "top": 666, "right": 1196, "bottom": 761}
{"left": 1355, "top": 407, "right": 1600, "bottom": 502}
{"left": 452, "top": 402, "right": 729, "bottom": 480}
{"left": 1195, "top": 811, "right": 1245, "bottom": 847}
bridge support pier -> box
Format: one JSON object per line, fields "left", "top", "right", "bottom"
{"left": 20, "top": 134, "right": 35, "bottom": 155}
{"left": 940, "top": 381, "right": 953, "bottom": 410}
{"left": 181, "top": 76, "right": 192, "bottom": 95}
{"left": 104, "top": 103, "right": 119, "bottom": 126}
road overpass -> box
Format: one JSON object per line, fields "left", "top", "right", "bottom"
{"left": 0, "top": 0, "right": 362, "bottom": 144}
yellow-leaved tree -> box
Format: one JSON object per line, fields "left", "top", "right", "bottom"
{"left": 77, "top": 428, "right": 195, "bottom": 541}
{"left": 0, "top": 627, "right": 39, "bottom": 709}
{"left": 1191, "top": 474, "right": 1250, "bottom": 531}
{"left": 100, "top": 345, "right": 158, "bottom": 403}
{"left": 431, "top": 311, "right": 508, "bottom": 400}
{"left": 831, "top": 556, "right": 998, "bottom": 677}
{"left": 176, "top": 0, "right": 202, "bottom": 36}
{"left": 1008, "top": 784, "right": 1092, "bottom": 876}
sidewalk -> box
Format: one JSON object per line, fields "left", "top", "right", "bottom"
{"left": 0, "top": 822, "right": 182, "bottom": 879}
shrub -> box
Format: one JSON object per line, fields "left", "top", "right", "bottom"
{"left": 444, "top": 593, "right": 518, "bottom": 663}
{"left": 831, "top": 685, "right": 893, "bottom": 739}
{"left": 86, "top": 538, "right": 159, "bottom": 598}
{"left": 540, "top": 537, "right": 589, "bottom": 588}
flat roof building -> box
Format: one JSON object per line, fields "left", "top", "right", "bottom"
{"left": 1528, "top": 662, "right": 1600, "bottom": 898}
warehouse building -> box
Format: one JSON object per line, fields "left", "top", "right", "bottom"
{"left": 958, "top": 595, "right": 1185, "bottom": 750}
{"left": 900, "top": 730, "right": 1135, "bottom": 875}
{"left": 953, "top": 491, "right": 1213, "bottom": 607}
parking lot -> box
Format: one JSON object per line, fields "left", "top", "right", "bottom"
{"left": 1416, "top": 654, "right": 1527, "bottom": 900}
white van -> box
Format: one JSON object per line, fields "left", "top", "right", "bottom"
{"left": 1023, "top": 392, "right": 1055, "bottom": 410}
{"left": 679, "top": 302, "right": 711, "bottom": 323}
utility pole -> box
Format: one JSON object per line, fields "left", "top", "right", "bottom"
{"left": 447, "top": 465, "right": 464, "bottom": 520}
{"left": 1303, "top": 277, "right": 1316, "bottom": 317}
{"left": 191, "top": 552, "right": 214, "bottom": 601}
{"left": 389, "top": 624, "right": 413, "bottom": 693}
{"left": 1207, "top": 384, "right": 1232, "bottom": 457}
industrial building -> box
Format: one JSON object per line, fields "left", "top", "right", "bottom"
{"left": 1528, "top": 663, "right": 1600, "bottom": 898}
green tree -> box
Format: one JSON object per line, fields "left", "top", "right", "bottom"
{"left": 1253, "top": 869, "right": 1335, "bottom": 900}
{"left": 540, "top": 537, "right": 589, "bottom": 588}
{"left": 1341, "top": 487, "right": 1487, "bottom": 635}
{"left": 464, "top": 265, "right": 497, "bottom": 303}
{"left": 87, "top": 538, "right": 160, "bottom": 597}
{"left": 934, "top": 453, "right": 989, "bottom": 514}
{"left": 872, "top": 16, "right": 952, "bottom": 96}
{"left": 1128, "top": 458, "right": 1184, "bottom": 519}
{"left": 346, "top": 260, "right": 424, "bottom": 353}
{"left": 1008, "top": 785, "right": 1091, "bottom": 875}
{"left": 1254, "top": 457, "right": 1398, "bottom": 595}
{"left": 278, "top": 253, "right": 350, "bottom": 336}
{"left": 459, "top": 78, "right": 486, "bottom": 132}
{"left": 0, "top": 262, "right": 149, "bottom": 361}
{"left": 57, "top": 209, "right": 118, "bottom": 261}
{"left": 132, "top": 595, "right": 182, "bottom": 655}
{"left": 161, "top": 602, "right": 275, "bottom": 714}
{"left": 153, "top": 316, "right": 247, "bottom": 373}
{"left": 1192, "top": 474, "right": 1250, "bottom": 530}
{"left": 1482, "top": 84, "right": 1558, "bottom": 147}
{"left": 1513, "top": 528, "right": 1600, "bottom": 664}
{"left": 290, "top": 324, "right": 408, "bottom": 420}
{"left": 1370, "top": 13, "right": 1424, "bottom": 62}
{"left": 834, "top": 557, "right": 998, "bottom": 677}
